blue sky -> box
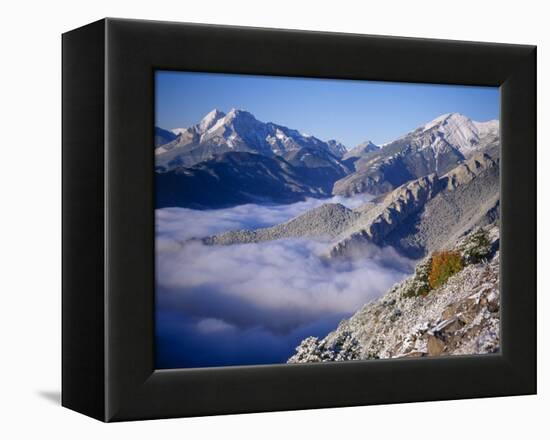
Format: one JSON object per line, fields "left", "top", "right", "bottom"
{"left": 155, "top": 71, "right": 499, "bottom": 147}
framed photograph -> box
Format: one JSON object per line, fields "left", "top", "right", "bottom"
{"left": 62, "top": 18, "right": 536, "bottom": 421}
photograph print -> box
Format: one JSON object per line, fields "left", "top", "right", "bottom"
{"left": 154, "top": 71, "right": 500, "bottom": 369}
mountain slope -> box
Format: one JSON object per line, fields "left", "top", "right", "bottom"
{"left": 288, "top": 226, "right": 500, "bottom": 363}
{"left": 154, "top": 126, "right": 178, "bottom": 148}
{"left": 280, "top": 147, "right": 350, "bottom": 192}
{"left": 155, "top": 151, "right": 332, "bottom": 209}
{"left": 333, "top": 113, "right": 499, "bottom": 197}
{"left": 330, "top": 152, "right": 499, "bottom": 259}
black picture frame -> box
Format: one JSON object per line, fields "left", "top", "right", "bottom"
{"left": 62, "top": 18, "right": 536, "bottom": 422}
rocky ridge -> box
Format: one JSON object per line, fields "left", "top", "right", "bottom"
{"left": 204, "top": 203, "right": 360, "bottom": 245}
{"left": 203, "top": 151, "right": 499, "bottom": 259}
{"left": 329, "top": 152, "right": 498, "bottom": 258}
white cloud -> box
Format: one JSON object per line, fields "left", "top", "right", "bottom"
{"left": 155, "top": 198, "right": 413, "bottom": 368}
{"left": 155, "top": 195, "right": 373, "bottom": 242}
{"left": 157, "top": 238, "right": 411, "bottom": 328}
{"left": 196, "top": 318, "right": 236, "bottom": 333}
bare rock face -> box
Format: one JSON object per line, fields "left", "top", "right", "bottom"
{"left": 288, "top": 227, "right": 500, "bottom": 364}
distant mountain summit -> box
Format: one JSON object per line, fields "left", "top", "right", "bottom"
{"left": 155, "top": 108, "right": 346, "bottom": 171}
{"left": 197, "top": 108, "right": 226, "bottom": 132}
{"left": 343, "top": 140, "right": 380, "bottom": 161}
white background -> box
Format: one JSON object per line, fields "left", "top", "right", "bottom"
{"left": 0, "top": 0, "right": 547, "bottom": 437}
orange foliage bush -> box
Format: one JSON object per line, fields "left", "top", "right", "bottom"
{"left": 428, "top": 251, "right": 464, "bottom": 289}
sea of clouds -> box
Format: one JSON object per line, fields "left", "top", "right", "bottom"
{"left": 155, "top": 197, "right": 414, "bottom": 369}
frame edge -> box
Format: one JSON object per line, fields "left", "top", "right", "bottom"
{"left": 62, "top": 18, "right": 108, "bottom": 421}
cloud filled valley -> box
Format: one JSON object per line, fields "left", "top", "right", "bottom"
{"left": 155, "top": 199, "right": 413, "bottom": 368}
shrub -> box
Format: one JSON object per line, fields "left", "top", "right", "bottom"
{"left": 402, "top": 257, "right": 432, "bottom": 298}
{"left": 460, "top": 228, "right": 492, "bottom": 264}
{"left": 428, "top": 251, "right": 464, "bottom": 289}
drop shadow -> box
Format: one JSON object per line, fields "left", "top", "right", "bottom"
{"left": 37, "top": 390, "right": 61, "bottom": 405}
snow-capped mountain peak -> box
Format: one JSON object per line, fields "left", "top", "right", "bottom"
{"left": 170, "top": 109, "right": 228, "bottom": 137}
{"left": 223, "top": 108, "right": 258, "bottom": 122}
{"left": 198, "top": 108, "right": 226, "bottom": 132}
{"left": 419, "top": 113, "right": 499, "bottom": 155}
{"left": 422, "top": 112, "right": 459, "bottom": 131}
{"left": 156, "top": 108, "right": 353, "bottom": 170}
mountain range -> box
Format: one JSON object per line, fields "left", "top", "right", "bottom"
{"left": 155, "top": 108, "right": 501, "bottom": 361}
{"left": 155, "top": 109, "right": 498, "bottom": 209}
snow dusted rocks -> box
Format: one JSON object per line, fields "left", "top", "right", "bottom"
{"left": 288, "top": 227, "right": 500, "bottom": 363}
